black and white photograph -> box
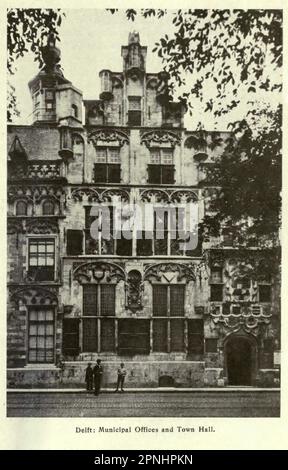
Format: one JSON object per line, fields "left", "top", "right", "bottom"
{"left": 5, "top": 3, "right": 282, "bottom": 425}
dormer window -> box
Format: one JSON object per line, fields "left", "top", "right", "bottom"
{"left": 148, "top": 148, "right": 174, "bottom": 184}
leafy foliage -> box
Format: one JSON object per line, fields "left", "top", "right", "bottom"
{"left": 7, "top": 8, "right": 64, "bottom": 121}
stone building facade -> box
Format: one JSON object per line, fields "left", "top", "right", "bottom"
{"left": 7, "top": 33, "right": 280, "bottom": 388}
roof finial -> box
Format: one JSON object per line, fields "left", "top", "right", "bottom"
{"left": 128, "top": 31, "right": 140, "bottom": 45}
{"left": 41, "top": 33, "right": 61, "bottom": 73}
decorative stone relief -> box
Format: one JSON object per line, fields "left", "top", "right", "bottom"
{"left": 73, "top": 261, "right": 126, "bottom": 284}
{"left": 125, "top": 270, "right": 143, "bottom": 312}
{"left": 88, "top": 129, "right": 129, "bottom": 148}
{"left": 70, "top": 187, "right": 130, "bottom": 203}
{"left": 10, "top": 286, "right": 58, "bottom": 306}
{"left": 140, "top": 130, "right": 181, "bottom": 148}
{"left": 144, "top": 262, "right": 196, "bottom": 282}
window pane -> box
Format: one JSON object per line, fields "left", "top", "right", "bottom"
{"left": 259, "top": 285, "right": 271, "bottom": 302}
{"left": 162, "top": 149, "right": 173, "bottom": 164}
{"left": 170, "top": 285, "right": 185, "bottom": 316}
{"left": 210, "top": 268, "right": 223, "bottom": 283}
{"left": 96, "top": 148, "right": 107, "bottom": 163}
{"left": 128, "top": 110, "right": 141, "bottom": 126}
{"left": 153, "top": 319, "right": 167, "bottom": 352}
{"left": 170, "top": 319, "right": 184, "bottom": 352}
{"left": 83, "top": 318, "right": 98, "bottom": 352}
{"left": 150, "top": 149, "right": 161, "bottom": 164}
{"left": 108, "top": 148, "right": 120, "bottom": 163}
{"left": 153, "top": 285, "right": 168, "bottom": 316}
{"left": 28, "top": 309, "right": 54, "bottom": 363}
{"left": 43, "top": 201, "right": 55, "bottom": 216}
{"left": 100, "top": 285, "right": 115, "bottom": 316}
{"left": 83, "top": 285, "right": 97, "bottom": 316}
{"left": 101, "top": 318, "right": 115, "bottom": 352}
{"left": 128, "top": 97, "right": 141, "bottom": 110}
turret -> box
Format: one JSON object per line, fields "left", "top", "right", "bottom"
{"left": 28, "top": 34, "right": 83, "bottom": 126}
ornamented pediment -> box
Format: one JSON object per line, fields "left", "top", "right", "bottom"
{"left": 10, "top": 286, "right": 58, "bottom": 306}
{"left": 126, "top": 269, "right": 143, "bottom": 312}
{"left": 7, "top": 219, "right": 25, "bottom": 235}
{"left": 140, "top": 130, "right": 181, "bottom": 148}
{"left": 140, "top": 188, "right": 198, "bottom": 204}
{"left": 88, "top": 129, "right": 129, "bottom": 148}
{"left": 144, "top": 262, "right": 195, "bottom": 282}
{"left": 73, "top": 261, "right": 126, "bottom": 284}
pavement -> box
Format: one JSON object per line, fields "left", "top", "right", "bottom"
{"left": 6, "top": 389, "right": 280, "bottom": 417}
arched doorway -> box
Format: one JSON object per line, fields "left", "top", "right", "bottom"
{"left": 225, "top": 335, "right": 256, "bottom": 386}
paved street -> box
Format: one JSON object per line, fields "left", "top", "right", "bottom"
{"left": 7, "top": 390, "right": 280, "bottom": 417}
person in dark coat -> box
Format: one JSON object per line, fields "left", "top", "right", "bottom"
{"left": 93, "top": 359, "right": 103, "bottom": 396}
{"left": 115, "top": 363, "right": 127, "bottom": 392}
{"left": 85, "top": 362, "right": 93, "bottom": 392}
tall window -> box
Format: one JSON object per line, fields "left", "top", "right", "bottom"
{"left": 85, "top": 206, "right": 132, "bottom": 256}
{"left": 94, "top": 147, "right": 121, "bottom": 183}
{"left": 28, "top": 239, "right": 55, "bottom": 281}
{"left": 188, "top": 319, "right": 204, "bottom": 355}
{"left": 16, "top": 200, "right": 27, "bottom": 216}
{"left": 128, "top": 96, "right": 141, "bottom": 126}
{"left": 72, "top": 104, "right": 78, "bottom": 118}
{"left": 42, "top": 200, "right": 55, "bottom": 216}
{"left": 152, "top": 284, "right": 185, "bottom": 352}
{"left": 28, "top": 308, "right": 54, "bottom": 363}
{"left": 82, "top": 284, "right": 116, "bottom": 352}
{"left": 210, "top": 267, "right": 223, "bottom": 301}
{"left": 136, "top": 207, "right": 201, "bottom": 257}
{"left": 45, "top": 89, "right": 55, "bottom": 112}
{"left": 148, "top": 148, "right": 174, "bottom": 184}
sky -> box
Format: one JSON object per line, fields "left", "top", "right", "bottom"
{"left": 9, "top": 8, "right": 281, "bottom": 131}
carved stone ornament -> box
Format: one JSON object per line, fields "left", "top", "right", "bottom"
{"left": 10, "top": 286, "right": 58, "bottom": 306}
{"left": 141, "top": 130, "right": 181, "bottom": 148}
{"left": 8, "top": 185, "right": 64, "bottom": 204}
{"left": 71, "top": 187, "right": 130, "bottom": 203}
{"left": 140, "top": 188, "right": 198, "bottom": 204}
{"left": 211, "top": 304, "right": 272, "bottom": 330}
{"left": 144, "top": 262, "right": 196, "bottom": 282}
{"left": 73, "top": 261, "right": 126, "bottom": 284}
{"left": 126, "top": 270, "right": 143, "bottom": 311}
{"left": 88, "top": 129, "right": 129, "bottom": 148}
{"left": 26, "top": 219, "right": 59, "bottom": 234}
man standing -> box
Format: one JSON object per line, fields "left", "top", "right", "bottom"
{"left": 85, "top": 362, "right": 93, "bottom": 392}
{"left": 115, "top": 363, "right": 127, "bottom": 392}
{"left": 93, "top": 359, "right": 103, "bottom": 396}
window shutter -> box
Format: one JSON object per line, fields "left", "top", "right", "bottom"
{"left": 101, "top": 318, "right": 115, "bottom": 352}
{"left": 170, "top": 319, "right": 185, "bottom": 352}
{"left": 62, "top": 318, "right": 79, "bottom": 355}
{"left": 108, "top": 164, "right": 121, "bottom": 183}
{"left": 188, "top": 319, "right": 204, "bottom": 355}
{"left": 161, "top": 165, "right": 175, "bottom": 184}
{"left": 66, "top": 230, "right": 83, "bottom": 255}
{"left": 170, "top": 285, "right": 185, "bottom": 316}
{"left": 153, "top": 319, "right": 167, "bottom": 352}
{"left": 148, "top": 164, "right": 161, "bottom": 184}
{"left": 100, "top": 285, "right": 115, "bottom": 316}
{"left": 153, "top": 285, "right": 168, "bottom": 316}
{"left": 82, "top": 318, "right": 98, "bottom": 352}
{"left": 94, "top": 163, "right": 107, "bottom": 182}
{"left": 83, "top": 285, "right": 97, "bottom": 316}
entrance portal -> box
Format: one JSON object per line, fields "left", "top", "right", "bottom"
{"left": 226, "top": 336, "right": 253, "bottom": 386}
